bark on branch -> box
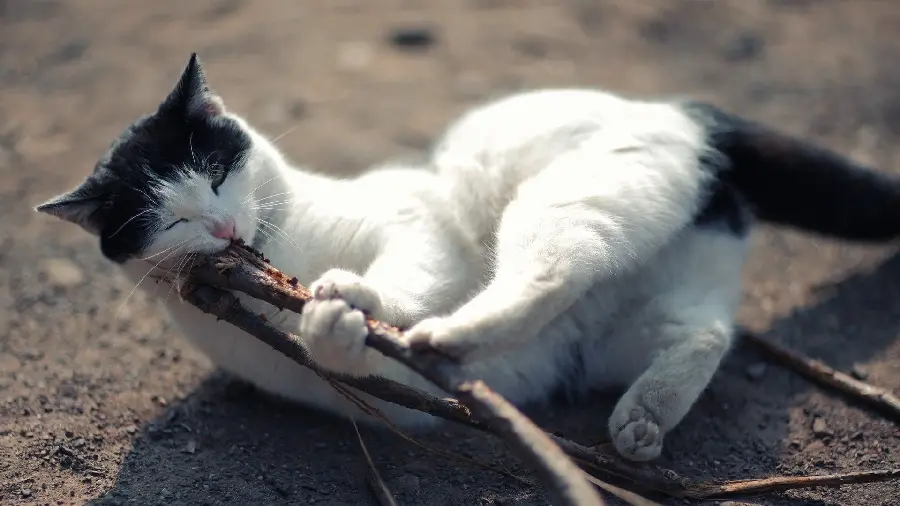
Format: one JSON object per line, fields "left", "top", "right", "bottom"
{"left": 180, "top": 243, "right": 900, "bottom": 502}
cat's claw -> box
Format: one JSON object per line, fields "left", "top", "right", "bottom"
{"left": 300, "top": 269, "right": 383, "bottom": 375}
{"left": 608, "top": 404, "right": 664, "bottom": 462}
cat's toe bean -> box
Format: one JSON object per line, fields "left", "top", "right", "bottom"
{"left": 609, "top": 405, "right": 663, "bottom": 462}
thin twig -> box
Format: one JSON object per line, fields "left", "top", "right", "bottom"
{"left": 181, "top": 243, "right": 900, "bottom": 502}
{"left": 686, "top": 469, "right": 900, "bottom": 498}
{"left": 742, "top": 332, "right": 900, "bottom": 421}
{"left": 352, "top": 420, "right": 398, "bottom": 506}
{"left": 580, "top": 472, "right": 662, "bottom": 506}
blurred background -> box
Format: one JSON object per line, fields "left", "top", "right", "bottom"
{"left": 2, "top": 1, "right": 900, "bottom": 505}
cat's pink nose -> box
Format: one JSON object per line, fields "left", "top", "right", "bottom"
{"left": 210, "top": 219, "right": 236, "bottom": 240}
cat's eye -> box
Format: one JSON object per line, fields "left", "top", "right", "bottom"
{"left": 164, "top": 218, "right": 188, "bottom": 230}
{"left": 211, "top": 170, "right": 228, "bottom": 195}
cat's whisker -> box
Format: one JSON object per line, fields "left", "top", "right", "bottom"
{"left": 254, "top": 191, "right": 294, "bottom": 203}
{"left": 270, "top": 125, "right": 298, "bottom": 145}
{"left": 152, "top": 251, "right": 191, "bottom": 298}
{"left": 253, "top": 222, "right": 291, "bottom": 251}
{"left": 256, "top": 217, "right": 300, "bottom": 249}
{"left": 243, "top": 176, "right": 279, "bottom": 204}
{"left": 117, "top": 243, "right": 189, "bottom": 319}
{"left": 188, "top": 132, "right": 197, "bottom": 164}
{"left": 165, "top": 252, "right": 197, "bottom": 303}
{"left": 251, "top": 225, "right": 286, "bottom": 251}
{"left": 108, "top": 208, "right": 155, "bottom": 238}
{"left": 250, "top": 201, "right": 294, "bottom": 210}
{"left": 138, "top": 239, "right": 191, "bottom": 261}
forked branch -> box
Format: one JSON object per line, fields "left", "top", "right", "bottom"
{"left": 183, "top": 243, "right": 604, "bottom": 506}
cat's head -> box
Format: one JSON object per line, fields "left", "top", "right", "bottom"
{"left": 36, "top": 54, "right": 265, "bottom": 265}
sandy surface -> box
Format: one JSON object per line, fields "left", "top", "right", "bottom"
{"left": 2, "top": 1, "right": 900, "bottom": 505}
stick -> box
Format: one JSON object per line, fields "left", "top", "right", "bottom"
{"left": 742, "top": 332, "right": 900, "bottom": 421}
{"left": 182, "top": 244, "right": 900, "bottom": 501}
{"left": 184, "top": 245, "right": 604, "bottom": 506}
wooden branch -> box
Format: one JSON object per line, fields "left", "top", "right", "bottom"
{"left": 181, "top": 243, "right": 900, "bottom": 503}
{"left": 742, "top": 332, "right": 900, "bottom": 421}
{"left": 184, "top": 244, "right": 604, "bottom": 506}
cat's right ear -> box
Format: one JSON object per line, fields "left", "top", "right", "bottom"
{"left": 35, "top": 176, "right": 107, "bottom": 235}
{"left": 158, "top": 53, "right": 227, "bottom": 119}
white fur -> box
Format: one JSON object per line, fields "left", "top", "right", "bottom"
{"left": 116, "top": 89, "right": 747, "bottom": 461}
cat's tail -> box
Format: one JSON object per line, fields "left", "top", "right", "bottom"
{"left": 684, "top": 101, "right": 900, "bottom": 242}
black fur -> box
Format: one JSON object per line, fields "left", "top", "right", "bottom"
{"left": 693, "top": 180, "right": 750, "bottom": 236}
{"left": 684, "top": 100, "right": 900, "bottom": 242}
{"left": 52, "top": 54, "right": 251, "bottom": 263}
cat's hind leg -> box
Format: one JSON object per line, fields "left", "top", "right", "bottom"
{"left": 601, "top": 222, "right": 748, "bottom": 461}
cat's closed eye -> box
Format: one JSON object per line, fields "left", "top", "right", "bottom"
{"left": 211, "top": 170, "right": 228, "bottom": 195}
{"left": 165, "top": 218, "right": 189, "bottom": 230}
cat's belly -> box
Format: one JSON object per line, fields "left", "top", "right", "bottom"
{"left": 533, "top": 272, "right": 659, "bottom": 392}
{"left": 160, "top": 295, "right": 439, "bottom": 426}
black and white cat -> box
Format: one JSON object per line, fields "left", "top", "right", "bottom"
{"left": 36, "top": 54, "right": 900, "bottom": 461}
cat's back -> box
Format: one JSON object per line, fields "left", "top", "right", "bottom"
{"left": 431, "top": 88, "right": 699, "bottom": 239}
{"left": 435, "top": 89, "right": 631, "bottom": 158}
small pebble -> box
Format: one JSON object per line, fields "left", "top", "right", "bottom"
{"left": 388, "top": 27, "right": 436, "bottom": 50}
{"left": 724, "top": 32, "right": 765, "bottom": 62}
{"left": 812, "top": 417, "right": 832, "bottom": 437}
{"left": 40, "top": 258, "right": 84, "bottom": 288}
{"left": 337, "top": 41, "right": 374, "bottom": 71}
{"left": 745, "top": 362, "right": 768, "bottom": 380}
{"left": 850, "top": 363, "right": 869, "bottom": 380}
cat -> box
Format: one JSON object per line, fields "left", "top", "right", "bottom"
{"left": 36, "top": 54, "right": 900, "bottom": 462}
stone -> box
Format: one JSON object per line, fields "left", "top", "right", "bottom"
{"left": 746, "top": 362, "right": 768, "bottom": 380}
{"left": 812, "top": 417, "right": 832, "bottom": 438}
{"left": 850, "top": 363, "right": 869, "bottom": 380}
{"left": 39, "top": 258, "right": 84, "bottom": 288}
{"left": 388, "top": 27, "right": 436, "bottom": 51}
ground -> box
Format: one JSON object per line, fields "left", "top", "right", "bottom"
{"left": 1, "top": 1, "right": 899, "bottom": 505}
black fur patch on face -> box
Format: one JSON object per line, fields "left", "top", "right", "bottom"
{"left": 88, "top": 54, "right": 251, "bottom": 262}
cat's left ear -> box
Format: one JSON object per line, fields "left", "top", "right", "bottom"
{"left": 35, "top": 176, "right": 108, "bottom": 235}
{"left": 158, "top": 53, "right": 227, "bottom": 119}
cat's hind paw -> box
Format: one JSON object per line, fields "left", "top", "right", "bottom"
{"left": 609, "top": 404, "right": 664, "bottom": 462}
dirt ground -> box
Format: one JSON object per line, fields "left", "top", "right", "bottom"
{"left": 2, "top": 1, "right": 900, "bottom": 505}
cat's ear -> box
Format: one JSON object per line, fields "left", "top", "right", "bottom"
{"left": 35, "top": 176, "right": 107, "bottom": 234}
{"left": 159, "top": 53, "right": 226, "bottom": 119}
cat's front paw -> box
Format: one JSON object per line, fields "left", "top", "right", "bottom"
{"left": 300, "top": 269, "right": 382, "bottom": 375}
{"left": 406, "top": 317, "right": 480, "bottom": 362}
{"left": 608, "top": 403, "right": 664, "bottom": 462}
{"left": 300, "top": 298, "right": 374, "bottom": 375}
